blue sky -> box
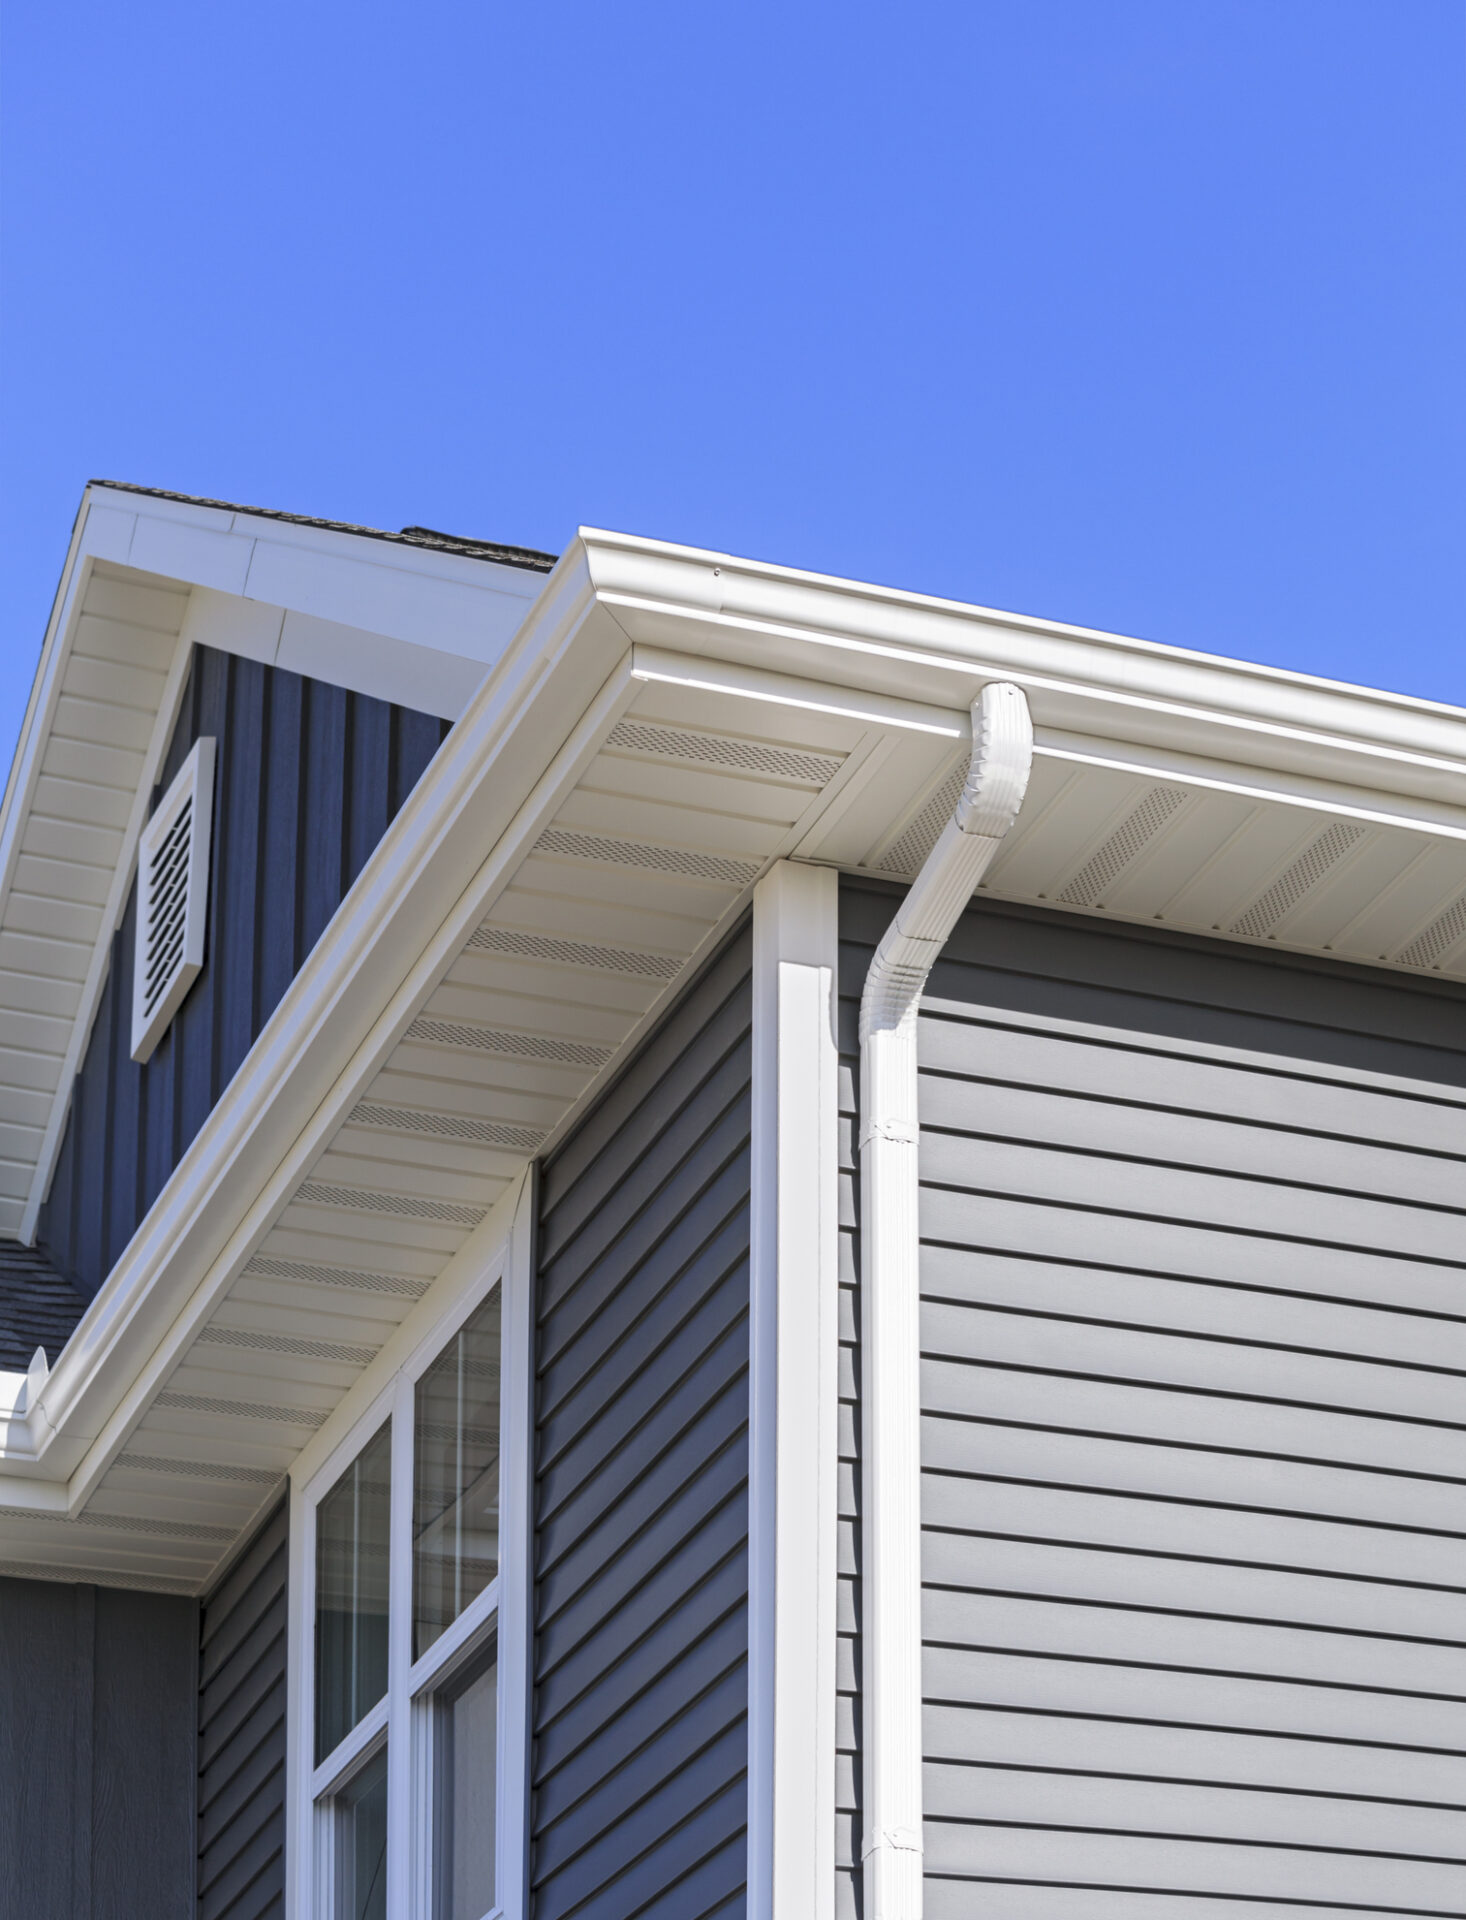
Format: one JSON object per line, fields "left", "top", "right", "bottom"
{"left": 2, "top": 1, "right": 1462, "bottom": 765}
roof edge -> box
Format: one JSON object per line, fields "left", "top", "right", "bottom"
{"left": 91, "top": 479, "right": 559, "bottom": 571}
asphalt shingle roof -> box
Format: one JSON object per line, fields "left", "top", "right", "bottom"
{"left": 0, "top": 1244, "right": 88, "bottom": 1372}
{"left": 90, "top": 480, "right": 560, "bottom": 572}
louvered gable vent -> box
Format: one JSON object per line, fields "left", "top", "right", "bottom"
{"left": 131, "top": 737, "right": 216, "bottom": 1062}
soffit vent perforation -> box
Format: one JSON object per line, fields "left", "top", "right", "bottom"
{"left": 404, "top": 1018, "right": 611, "bottom": 1068}
{"left": 606, "top": 718, "right": 844, "bottom": 786}
{"left": 156, "top": 1389, "right": 328, "bottom": 1427}
{"left": 242, "top": 1255, "right": 430, "bottom": 1300}
{"left": 875, "top": 767, "right": 968, "bottom": 875}
{"left": 0, "top": 1502, "right": 237, "bottom": 1545}
{"left": 1230, "top": 822, "right": 1366, "bottom": 939}
{"left": 1057, "top": 785, "right": 1189, "bottom": 907}
{"left": 131, "top": 736, "right": 216, "bottom": 1063}
{"left": 351, "top": 1103, "right": 547, "bottom": 1150}
{"left": 1, "top": 1562, "right": 196, "bottom": 1595}
{"left": 467, "top": 924, "right": 683, "bottom": 980}
{"left": 294, "top": 1180, "right": 486, "bottom": 1227}
{"left": 1396, "top": 894, "right": 1466, "bottom": 971}
{"left": 115, "top": 1451, "right": 281, "bottom": 1486}
{"left": 194, "top": 1324, "right": 376, "bottom": 1367}
{"left": 535, "top": 827, "right": 759, "bottom": 886}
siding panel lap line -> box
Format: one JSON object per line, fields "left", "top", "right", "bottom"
{"left": 530, "top": 923, "right": 754, "bottom": 1920}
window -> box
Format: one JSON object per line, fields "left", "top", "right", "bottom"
{"left": 296, "top": 1232, "right": 527, "bottom": 1920}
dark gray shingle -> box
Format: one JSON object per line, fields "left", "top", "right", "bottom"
{"left": 0, "top": 1243, "right": 88, "bottom": 1371}
{"left": 89, "top": 480, "right": 559, "bottom": 572}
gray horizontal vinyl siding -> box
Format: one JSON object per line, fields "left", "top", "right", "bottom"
{"left": 838, "top": 877, "right": 1466, "bottom": 1918}
{"left": 531, "top": 924, "right": 752, "bottom": 1920}
{"left": 196, "top": 1499, "right": 288, "bottom": 1920}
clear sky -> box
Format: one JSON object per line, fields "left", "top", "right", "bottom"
{"left": 2, "top": 1, "right": 1463, "bottom": 767}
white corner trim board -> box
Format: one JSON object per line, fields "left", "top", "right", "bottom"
{"left": 749, "top": 862, "right": 840, "bottom": 1920}
{"left": 858, "top": 682, "right": 1034, "bottom": 1919}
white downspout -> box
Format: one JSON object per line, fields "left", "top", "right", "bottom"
{"left": 859, "top": 681, "right": 1033, "bottom": 1919}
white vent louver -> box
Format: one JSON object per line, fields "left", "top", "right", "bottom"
{"left": 131, "top": 737, "right": 216, "bottom": 1063}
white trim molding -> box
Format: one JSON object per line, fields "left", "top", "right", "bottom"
{"left": 858, "top": 684, "right": 1033, "bottom": 1919}
{"left": 285, "top": 1169, "right": 535, "bottom": 1920}
{"left": 749, "top": 860, "right": 840, "bottom": 1920}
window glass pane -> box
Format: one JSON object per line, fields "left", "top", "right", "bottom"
{"left": 332, "top": 1744, "right": 388, "bottom": 1920}
{"left": 315, "top": 1422, "right": 392, "bottom": 1763}
{"left": 435, "top": 1650, "right": 497, "bottom": 1920}
{"left": 413, "top": 1289, "right": 501, "bottom": 1659}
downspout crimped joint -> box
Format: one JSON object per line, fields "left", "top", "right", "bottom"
{"left": 858, "top": 681, "right": 1033, "bottom": 1919}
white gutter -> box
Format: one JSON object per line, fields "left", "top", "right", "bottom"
{"left": 858, "top": 681, "right": 1033, "bottom": 1919}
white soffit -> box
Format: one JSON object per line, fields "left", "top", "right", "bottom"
{"left": 577, "top": 533, "right": 1466, "bottom": 982}
{"left": 0, "top": 485, "right": 552, "bottom": 1244}
{"left": 6, "top": 525, "right": 1466, "bottom": 1589}
{"left": 0, "top": 560, "right": 191, "bottom": 1238}
{"left": 1, "top": 639, "right": 887, "bottom": 1587}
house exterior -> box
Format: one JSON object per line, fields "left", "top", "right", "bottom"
{"left": 1, "top": 477, "right": 1463, "bottom": 1920}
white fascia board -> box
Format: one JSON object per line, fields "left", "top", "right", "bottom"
{"left": 179, "top": 590, "right": 490, "bottom": 721}
{"left": 629, "top": 644, "right": 966, "bottom": 739}
{"left": 582, "top": 529, "right": 1466, "bottom": 810}
{"left": 89, "top": 482, "right": 545, "bottom": 680}
{"left": 1, "top": 546, "right": 631, "bottom": 1501}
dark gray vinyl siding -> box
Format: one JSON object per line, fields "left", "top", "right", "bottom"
{"left": 838, "top": 876, "right": 1466, "bottom": 1918}
{"left": 41, "top": 645, "right": 450, "bottom": 1299}
{"left": 531, "top": 924, "right": 752, "bottom": 1920}
{"left": 0, "top": 1575, "right": 197, "bottom": 1918}
{"left": 197, "top": 1499, "right": 288, "bottom": 1920}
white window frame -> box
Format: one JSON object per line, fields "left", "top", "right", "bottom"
{"left": 286, "top": 1172, "right": 535, "bottom": 1920}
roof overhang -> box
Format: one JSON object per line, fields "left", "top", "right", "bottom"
{"left": 3, "top": 517, "right": 1465, "bottom": 1587}
{"left": 0, "top": 484, "right": 549, "bottom": 1244}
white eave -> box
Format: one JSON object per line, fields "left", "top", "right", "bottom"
{"left": 0, "top": 483, "right": 548, "bottom": 1242}
{"left": 2, "top": 515, "right": 1465, "bottom": 1588}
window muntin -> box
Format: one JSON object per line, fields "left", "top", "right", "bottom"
{"left": 304, "top": 1267, "right": 510, "bottom": 1920}
{"left": 315, "top": 1422, "right": 392, "bottom": 1764}
{"left": 330, "top": 1744, "right": 389, "bottom": 1920}
{"left": 413, "top": 1288, "right": 501, "bottom": 1660}
{"left": 432, "top": 1643, "right": 498, "bottom": 1920}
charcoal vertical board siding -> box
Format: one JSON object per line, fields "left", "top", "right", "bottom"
{"left": 0, "top": 1575, "right": 198, "bottom": 1917}
{"left": 531, "top": 924, "right": 753, "bottom": 1920}
{"left": 197, "top": 1499, "right": 289, "bottom": 1920}
{"left": 39, "top": 645, "right": 452, "bottom": 1298}
{"left": 838, "top": 876, "right": 1466, "bottom": 1919}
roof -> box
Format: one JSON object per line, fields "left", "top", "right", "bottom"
{"left": 0, "top": 1244, "right": 86, "bottom": 1372}
{"left": 90, "top": 480, "right": 559, "bottom": 571}
{"left": 4, "top": 501, "right": 1466, "bottom": 1589}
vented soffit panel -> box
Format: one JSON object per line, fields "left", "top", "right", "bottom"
{"left": 856, "top": 747, "right": 1466, "bottom": 981}
{"left": 6, "top": 520, "right": 1466, "bottom": 1588}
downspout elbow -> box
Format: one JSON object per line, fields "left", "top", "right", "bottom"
{"left": 860, "top": 680, "right": 1033, "bottom": 1048}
